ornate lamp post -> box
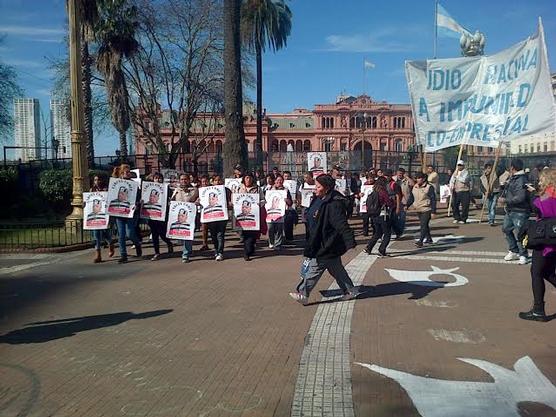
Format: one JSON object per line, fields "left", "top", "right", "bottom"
{"left": 66, "top": 0, "right": 89, "bottom": 223}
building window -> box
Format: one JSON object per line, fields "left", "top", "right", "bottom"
{"left": 544, "top": 142, "right": 548, "bottom": 152}
{"left": 518, "top": 145, "right": 522, "bottom": 154}
{"left": 394, "top": 139, "right": 403, "bottom": 152}
{"left": 371, "top": 116, "right": 377, "bottom": 128}
{"left": 478, "top": 146, "right": 483, "bottom": 153}
{"left": 271, "top": 139, "right": 278, "bottom": 151}
{"left": 350, "top": 117, "right": 355, "bottom": 128}
{"left": 536, "top": 143, "right": 541, "bottom": 153}
{"left": 303, "top": 140, "right": 311, "bottom": 151}
{"left": 279, "top": 140, "right": 287, "bottom": 152}
{"left": 289, "top": 122, "right": 295, "bottom": 128}
{"left": 524, "top": 144, "right": 528, "bottom": 153}
{"left": 380, "top": 141, "right": 387, "bottom": 151}
{"left": 551, "top": 141, "right": 555, "bottom": 151}
{"left": 295, "top": 140, "right": 303, "bottom": 152}
{"left": 324, "top": 138, "right": 333, "bottom": 152}
{"left": 216, "top": 140, "right": 222, "bottom": 153}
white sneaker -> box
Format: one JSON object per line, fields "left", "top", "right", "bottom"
{"left": 289, "top": 292, "right": 308, "bottom": 306}
{"left": 504, "top": 251, "right": 519, "bottom": 261}
{"left": 457, "top": 221, "right": 466, "bottom": 224}
{"left": 215, "top": 254, "right": 224, "bottom": 261}
{"left": 518, "top": 256, "right": 529, "bottom": 265}
{"left": 269, "top": 243, "right": 274, "bottom": 249}
{"left": 452, "top": 220, "right": 458, "bottom": 224}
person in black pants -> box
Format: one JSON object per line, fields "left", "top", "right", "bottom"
{"left": 238, "top": 173, "right": 263, "bottom": 261}
{"left": 207, "top": 175, "right": 231, "bottom": 261}
{"left": 146, "top": 172, "right": 173, "bottom": 261}
{"left": 519, "top": 168, "right": 556, "bottom": 322}
{"left": 364, "top": 177, "right": 395, "bottom": 256}
{"left": 406, "top": 172, "right": 437, "bottom": 248}
{"left": 360, "top": 175, "right": 375, "bottom": 236}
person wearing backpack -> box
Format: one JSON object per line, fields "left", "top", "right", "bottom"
{"left": 519, "top": 168, "right": 556, "bottom": 322}
{"left": 364, "top": 177, "right": 396, "bottom": 256}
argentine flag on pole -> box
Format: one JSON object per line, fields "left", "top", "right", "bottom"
{"left": 437, "top": 3, "right": 470, "bottom": 38}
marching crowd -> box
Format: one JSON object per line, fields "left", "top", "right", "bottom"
{"left": 87, "top": 159, "right": 556, "bottom": 321}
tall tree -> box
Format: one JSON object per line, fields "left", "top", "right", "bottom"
{"left": 0, "top": 37, "right": 23, "bottom": 143}
{"left": 223, "top": 0, "right": 247, "bottom": 175}
{"left": 241, "top": 0, "right": 291, "bottom": 165}
{"left": 94, "top": 0, "right": 139, "bottom": 159}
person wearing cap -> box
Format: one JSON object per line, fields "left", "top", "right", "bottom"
{"left": 449, "top": 160, "right": 471, "bottom": 224}
{"left": 171, "top": 173, "right": 199, "bottom": 263}
{"left": 289, "top": 174, "right": 358, "bottom": 305}
{"left": 146, "top": 172, "right": 173, "bottom": 261}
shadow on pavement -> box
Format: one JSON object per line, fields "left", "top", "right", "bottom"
{"left": 318, "top": 283, "right": 441, "bottom": 303}
{"left": 0, "top": 309, "right": 172, "bottom": 344}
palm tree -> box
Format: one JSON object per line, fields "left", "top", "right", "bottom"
{"left": 241, "top": 0, "right": 292, "bottom": 164}
{"left": 223, "top": 0, "right": 248, "bottom": 174}
{"left": 93, "top": 0, "right": 139, "bottom": 160}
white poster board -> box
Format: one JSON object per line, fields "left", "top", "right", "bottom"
{"left": 140, "top": 181, "right": 168, "bottom": 221}
{"left": 300, "top": 183, "right": 316, "bottom": 208}
{"left": 284, "top": 180, "right": 298, "bottom": 208}
{"left": 307, "top": 152, "right": 327, "bottom": 176}
{"left": 107, "top": 178, "right": 138, "bottom": 218}
{"left": 265, "top": 189, "right": 287, "bottom": 223}
{"left": 224, "top": 178, "right": 243, "bottom": 194}
{"left": 359, "top": 184, "right": 374, "bottom": 213}
{"left": 233, "top": 193, "right": 260, "bottom": 231}
{"left": 199, "top": 185, "right": 228, "bottom": 223}
{"left": 166, "top": 201, "right": 196, "bottom": 240}
{"left": 440, "top": 184, "right": 452, "bottom": 204}
{"left": 83, "top": 192, "right": 109, "bottom": 230}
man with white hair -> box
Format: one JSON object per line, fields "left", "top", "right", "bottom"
{"left": 450, "top": 160, "right": 471, "bottom": 224}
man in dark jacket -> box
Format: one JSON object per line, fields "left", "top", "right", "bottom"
{"left": 289, "top": 174, "right": 358, "bottom": 305}
{"left": 501, "top": 158, "right": 531, "bottom": 265}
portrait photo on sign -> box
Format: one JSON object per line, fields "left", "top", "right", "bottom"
{"left": 233, "top": 193, "right": 260, "bottom": 231}
{"left": 166, "top": 201, "right": 196, "bottom": 240}
{"left": 140, "top": 181, "right": 168, "bottom": 221}
{"left": 265, "top": 189, "right": 287, "bottom": 223}
{"left": 307, "top": 152, "right": 327, "bottom": 175}
{"left": 200, "top": 185, "right": 228, "bottom": 223}
{"left": 107, "top": 177, "right": 138, "bottom": 218}
{"left": 224, "top": 178, "right": 242, "bottom": 194}
{"left": 83, "top": 192, "right": 109, "bottom": 230}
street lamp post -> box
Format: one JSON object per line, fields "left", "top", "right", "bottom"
{"left": 65, "top": 0, "right": 89, "bottom": 223}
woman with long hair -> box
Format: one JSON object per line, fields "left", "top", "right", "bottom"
{"left": 519, "top": 168, "right": 556, "bottom": 322}
{"left": 113, "top": 164, "right": 142, "bottom": 263}
{"left": 206, "top": 175, "right": 231, "bottom": 261}
{"left": 363, "top": 177, "right": 395, "bottom": 257}
{"left": 147, "top": 172, "right": 173, "bottom": 261}
{"left": 90, "top": 174, "right": 114, "bottom": 263}
{"left": 238, "top": 172, "right": 264, "bottom": 261}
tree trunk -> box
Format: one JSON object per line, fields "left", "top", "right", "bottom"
{"left": 223, "top": 0, "right": 247, "bottom": 176}
{"left": 119, "top": 130, "right": 128, "bottom": 160}
{"left": 81, "top": 40, "right": 94, "bottom": 167}
{"left": 256, "top": 43, "right": 263, "bottom": 168}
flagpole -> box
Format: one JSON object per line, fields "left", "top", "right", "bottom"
{"left": 434, "top": 0, "right": 438, "bottom": 58}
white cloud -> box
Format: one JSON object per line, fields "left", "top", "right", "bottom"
{"left": 0, "top": 25, "right": 65, "bottom": 37}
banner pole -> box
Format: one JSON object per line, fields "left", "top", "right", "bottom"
{"left": 447, "top": 143, "right": 465, "bottom": 217}
{"left": 479, "top": 142, "right": 502, "bottom": 223}
{"left": 433, "top": 0, "right": 438, "bottom": 59}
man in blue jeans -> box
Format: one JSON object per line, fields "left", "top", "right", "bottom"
{"left": 480, "top": 163, "right": 500, "bottom": 226}
{"left": 501, "top": 159, "right": 531, "bottom": 265}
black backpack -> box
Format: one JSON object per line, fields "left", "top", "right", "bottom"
{"left": 524, "top": 218, "right": 556, "bottom": 249}
{"left": 366, "top": 191, "right": 382, "bottom": 216}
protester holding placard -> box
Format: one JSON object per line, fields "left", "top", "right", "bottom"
{"left": 298, "top": 172, "right": 316, "bottom": 240}
{"left": 238, "top": 173, "right": 264, "bottom": 261}
{"left": 144, "top": 172, "right": 173, "bottom": 261}
{"left": 283, "top": 171, "right": 298, "bottom": 241}
{"left": 266, "top": 174, "right": 292, "bottom": 250}
{"left": 110, "top": 164, "right": 142, "bottom": 263}
{"left": 200, "top": 177, "right": 231, "bottom": 261}
{"left": 87, "top": 175, "right": 113, "bottom": 263}
{"left": 449, "top": 160, "right": 471, "bottom": 224}
{"left": 171, "top": 173, "right": 199, "bottom": 263}
{"left": 359, "top": 175, "right": 375, "bottom": 237}
{"left": 198, "top": 175, "right": 211, "bottom": 251}
{"left": 166, "top": 201, "right": 197, "bottom": 242}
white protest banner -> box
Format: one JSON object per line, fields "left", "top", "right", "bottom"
{"left": 335, "top": 179, "right": 348, "bottom": 195}
{"left": 265, "top": 189, "right": 287, "bottom": 223}
{"left": 406, "top": 20, "right": 556, "bottom": 152}
{"left": 307, "top": 152, "right": 327, "bottom": 176}
{"left": 161, "top": 169, "right": 181, "bottom": 189}
{"left": 233, "top": 193, "right": 260, "bottom": 231}
{"left": 300, "top": 188, "right": 315, "bottom": 208}
{"left": 107, "top": 178, "right": 138, "bottom": 218}
{"left": 83, "top": 192, "right": 109, "bottom": 230}
{"left": 440, "top": 184, "right": 452, "bottom": 204}
{"left": 200, "top": 185, "right": 228, "bottom": 223}
{"left": 359, "top": 184, "right": 374, "bottom": 213}
{"left": 166, "top": 201, "right": 196, "bottom": 240}
{"left": 284, "top": 179, "right": 298, "bottom": 208}
{"left": 140, "top": 181, "right": 168, "bottom": 221}
{"left": 224, "top": 178, "right": 242, "bottom": 194}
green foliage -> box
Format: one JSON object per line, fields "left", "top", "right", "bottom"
{"left": 39, "top": 169, "right": 73, "bottom": 205}
{"left": 0, "top": 167, "right": 18, "bottom": 195}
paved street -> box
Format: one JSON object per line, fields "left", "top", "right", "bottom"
{"left": 1, "top": 212, "right": 556, "bottom": 417}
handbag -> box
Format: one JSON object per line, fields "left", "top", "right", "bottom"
{"left": 524, "top": 217, "right": 556, "bottom": 249}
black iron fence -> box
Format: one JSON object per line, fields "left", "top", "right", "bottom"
{"left": 0, "top": 220, "right": 89, "bottom": 250}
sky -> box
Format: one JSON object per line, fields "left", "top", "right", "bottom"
{"left": 1, "top": 0, "right": 555, "bottom": 156}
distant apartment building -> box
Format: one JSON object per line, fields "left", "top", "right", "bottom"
{"left": 50, "top": 99, "right": 71, "bottom": 159}
{"left": 13, "top": 98, "right": 41, "bottom": 161}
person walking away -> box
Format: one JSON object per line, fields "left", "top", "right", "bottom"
{"left": 147, "top": 172, "right": 174, "bottom": 261}
{"left": 171, "top": 173, "right": 199, "bottom": 263}
{"left": 289, "top": 174, "right": 358, "bottom": 305}
{"left": 114, "top": 164, "right": 142, "bottom": 264}
{"left": 407, "top": 173, "right": 437, "bottom": 247}
{"left": 364, "top": 177, "right": 395, "bottom": 256}
{"left": 239, "top": 173, "right": 264, "bottom": 261}
{"left": 519, "top": 168, "right": 556, "bottom": 322}
{"left": 267, "top": 174, "right": 293, "bottom": 250}
{"left": 90, "top": 175, "right": 114, "bottom": 263}
{"left": 450, "top": 160, "right": 471, "bottom": 224}
{"left": 206, "top": 175, "right": 231, "bottom": 261}
{"left": 480, "top": 163, "right": 501, "bottom": 226}
{"left": 501, "top": 159, "right": 531, "bottom": 265}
